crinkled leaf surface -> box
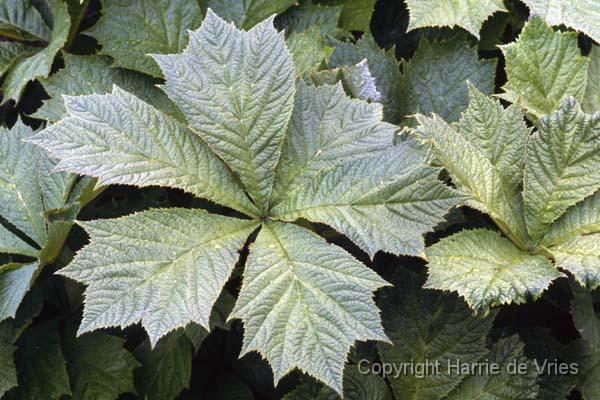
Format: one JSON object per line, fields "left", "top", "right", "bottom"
{"left": 33, "top": 53, "right": 181, "bottom": 122}
{"left": 329, "top": 34, "right": 401, "bottom": 123}
{"left": 86, "top": 0, "right": 202, "bottom": 77}
{"left": 272, "top": 146, "right": 460, "bottom": 258}
{"left": 230, "top": 222, "right": 388, "bottom": 394}
{"left": 378, "top": 269, "right": 495, "bottom": 400}
{"left": 1, "top": 0, "right": 70, "bottom": 104}
{"left": 0, "top": 42, "right": 34, "bottom": 77}
{"left": 0, "top": 225, "right": 37, "bottom": 258}
{"left": 521, "top": 0, "right": 600, "bottom": 43}
{"left": 414, "top": 88, "right": 529, "bottom": 245}
{"left": 208, "top": 0, "right": 296, "bottom": 30}
{"left": 29, "top": 87, "right": 259, "bottom": 217}
{"left": 0, "top": 0, "right": 50, "bottom": 41}
{"left": 286, "top": 25, "right": 333, "bottom": 76}
{"left": 543, "top": 191, "right": 600, "bottom": 247}
{"left": 269, "top": 81, "right": 395, "bottom": 205}
{"left": 425, "top": 229, "right": 561, "bottom": 313}
{"left": 133, "top": 331, "right": 192, "bottom": 400}
{"left": 154, "top": 10, "right": 295, "bottom": 212}
{"left": 59, "top": 209, "right": 257, "bottom": 345}
{"left": 499, "top": 17, "right": 589, "bottom": 119}
{"left": 63, "top": 331, "right": 139, "bottom": 400}
{"left": 400, "top": 36, "right": 496, "bottom": 123}
{"left": 523, "top": 98, "right": 600, "bottom": 241}
{"left": 405, "top": 0, "right": 506, "bottom": 38}
{"left": 446, "top": 335, "right": 539, "bottom": 399}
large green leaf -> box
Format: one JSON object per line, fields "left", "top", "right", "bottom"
{"left": 521, "top": 0, "right": 600, "bottom": 44}
{"left": 286, "top": 25, "right": 333, "bottom": 76}
{"left": 59, "top": 209, "right": 257, "bottom": 345}
{"left": 1, "top": 0, "right": 70, "bottom": 103}
{"left": 549, "top": 234, "right": 600, "bottom": 290}
{"left": 400, "top": 36, "right": 496, "bottom": 123}
{"left": 13, "top": 321, "right": 71, "bottom": 400}
{"left": 328, "top": 34, "right": 401, "bottom": 123}
{"left": 33, "top": 53, "right": 181, "bottom": 122}
{"left": 63, "top": 331, "right": 139, "bottom": 400}
{"left": 499, "top": 17, "right": 589, "bottom": 120}
{"left": 405, "top": 0, "right": 506, "bottom": 38}
{"left": 208, "top": 0, "right": 296, "bottom": 30}
{"left": 272, "top": 146, "right": 460, "bottom": 258}
{"left": 445, "top": 335, "right": 539, "bottom": 399}
{"left": 0, "top": 225, "right": 37, "bottom": 258}
{"left": 269, "top": 81, "right": 395, "bottom": 206}
{"left": 0, "top": 0, "right": 50, "bottom": 41}
{"left": 0, "top": 263, "right": 37, "bottom": 323}
{"left": 230, "top": 222, "right": 388, "bottom": 394}
{"left": 323, "top": 0, "right": 375, "bottom": 32}
{"left": 86, "top": 0, "right": 202, "bottom": 77}
{"left": 29, "top": 87, "right": 259, "bottom": 217}
{"left": 425, "top": 229, "right": 562, "bottom": 313}
{"left": 277, "top": 3, "right": 342, "bottom": 36}
{"left": 133, "top": 331, "right": 192, "bottom": 400}
{"left": 154, "top": 10, "right": 295, "bottom": 212}
{"left": 378, "top": 270, "right": 495, "bottom": 400}
{"left": 414, "top": 87, "right": 529, "bottom": 246}
{"left": 523, "top": 98, "right": 600, "bottom": 241}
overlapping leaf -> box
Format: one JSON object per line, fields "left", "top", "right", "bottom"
{"left": 1, "top": 0, "right": 70, "bottom": 103}
{"left": 400, "top": 36, "right": 496, "bottom": 123}
{"left": 523, "top": 98, "right": 600, "bottom": 241}
{"left": 329, "top": 34, "right": 401, "bottom": 122}
{"left": 33, "top": 53, "right": 181, "bottom": 122}
{"left": 378, "top": 269, "right": 495, "bottom": 399}
{"left": 425, "top": 229, "right": 561, "bottom": 313}
{"left": 86, "top": 0, "right": 202, "bottom": 77}
{"left": 499, "top": 17, "right": 589, "bottom": 119}
{"left": 405, "top": 0, "right": 506, "bottom": 38}
{"left": 414, "top": 86, "right": 529, "bottom": 245}
{"left": 230, "top": 222, "right": 389, "bottom": 393}
{"left": 0, "top": 0, "right": 50, "bottom": 41}
{"left": 208, "top": 0, "right": 296, "bottom": 30}
{"left": 521, "top": 0, "right": 600, "bottom": 43}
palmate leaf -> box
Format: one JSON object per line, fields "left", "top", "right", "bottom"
{"left": 230, "top": 222, "right": 389, "bottom": 393}
{"left": 33, "top": 53, "right": 181, "bottom": 122}
{"left": 86, "top": 0, "right": 202, "bottom": 77}
{"left": 425, "top": 229, "right": 561, "bottom": 313}
{"left": 521, "top": 0, "right": 600, "bottom": 44}
{"left": 272, "top": 146, "right": 460, "bottom": 258}
{"left": 499, "top": 17, "right": 589, "bottom": 120}
{"left": 405, "top": 0, "right": 506, "bottom": 38}
{"left": 400, "top": 36, "right": 496, "bottom": 123}
{"left": 414, "top": 86, "right": 529, "bottom": 246}
{"left": 154, "top": 10, "right": 295, "bottom": 212}
{"left": 523, "top": 97, "right": 600, "bottom": 241}
{"left": 378, "top": 269, "right": 495, "bottom": 400}
{"left": 59, "top": 209, "right": 257, "bottom": 345}
{"left": 445, "top": 335, "right": 539, "bottom": 399}
{"left": 30, "top": 10, "right": 457, "bottom": 394}
{"left": 1, "top": 0, "right": 70, "bottom": 104}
